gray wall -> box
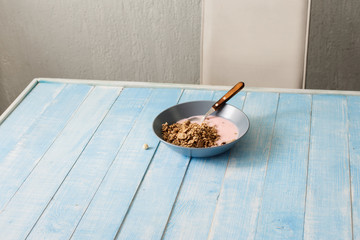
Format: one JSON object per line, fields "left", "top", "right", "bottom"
{"left": 2, "top": 0, "right": 360, "bottom": 114}
{"left": 0, "top": 0, "right": 201, "bottom": 114}
{"left": 305, "top": 0, "right": 360, "bottom": 90}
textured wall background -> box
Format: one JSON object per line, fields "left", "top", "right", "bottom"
{"left": 0, "top": 0, "right": 201, "bottom": 114}
{"left": 305, "top": 0, "right": 360, "bottom": 90}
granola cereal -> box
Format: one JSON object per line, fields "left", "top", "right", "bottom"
{"left": 161, "top": 120, "right": 220, "bottom": 148}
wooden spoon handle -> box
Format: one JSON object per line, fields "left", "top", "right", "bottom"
{"left": 212, "top": 82, "right": 245, "bottom": 110}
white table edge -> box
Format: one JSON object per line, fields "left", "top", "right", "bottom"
{"left": 1, "top": 77, "right": 360, "bottom": 125}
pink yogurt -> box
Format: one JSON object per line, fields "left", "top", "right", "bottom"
{"left": 177, "top": 115, "right": 238, "bottom": 146}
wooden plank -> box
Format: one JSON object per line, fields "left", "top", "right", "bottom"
{"left": 303, "top": 95, "right": 352, "bottom": 239}
{"left": 162, "top": 91, "right": 246, "bottom": 240}
{"left": 0, "top": 83, "right": 92, "bottom": 210}
{"left": 162, "top": 153, "right": 228, "bottom": 240}
{"left": 208, "top": 92, "right": 279, "bottom": 240}
{"left": 114, "top": 144, "right": 190, "bottom": 240}
{"left": 0, "top": 86, "right": 121, "bottom": 240}
{"left": 255, "top": 93, "right": 311, "bottom": 239}
{"left": 0, "top": 82, "right": 66, "bottom": 162}
{"left": 176, "top": 89, "right": 214, "bottom": 103}
{"left": 348, "top": 95, "right": 360, "bottom": 239}
{"left": 0, "top": 79, "right": 38, "bottom": 124}
{"left": 26, "top": 88, "right": 152, "bottom": 240}
{"left": 113, "top": 89, "right": 214, "bottom": 240}
{"left": 70, "top": 88, "right": 184, "bottom": 240}
{"left": 39, "top": 78, "right": 360, "bottom": 96}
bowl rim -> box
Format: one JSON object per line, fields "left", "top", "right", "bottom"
{"left": 152, "top": 100, "right": 250, "bottom": 150}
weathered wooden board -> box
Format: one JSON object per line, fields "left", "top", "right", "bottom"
{"left": 255, "top": 93, "right": 311, "bottom": 239}
{"left": 26, "top": 88, "right": 152, "bottom": 239}
{"left": 113, "top": 89, "right": 214, "bottom": 240}
{"left": 303, "top": 95, "right": 352, "bottom": 239}
{"left": 347, "top": 95, "right": 360, "bottom": 239}
{"left": 70, "top": 88, "right": 183, "bottom": 240}
{"left": 208, "top": 92, "right": 279, "bottom": 239}
{"left": 0, "top": 86, "right": 120, "bottom": 239}
{"left": 0, "top": 83, "right": 92, "bottom": 210}
{"left": 0, "top": 82, "right": 66, "bottom": 162}
{"left": 0, "top": 80, "right": 358, "bottom": 240}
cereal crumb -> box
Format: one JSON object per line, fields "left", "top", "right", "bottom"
{"left": 161, "top": 121, "right": 220, "bottom": 148}
{"left": 143, "top": 144, "right": 149, "bottom": 150}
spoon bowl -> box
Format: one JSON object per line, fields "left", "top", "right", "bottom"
{"left": 152, "top": 101, "right": 250, "bottom": 157}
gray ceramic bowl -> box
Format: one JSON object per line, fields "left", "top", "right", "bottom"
{"left": 153, "top": 101, "right": 249, "bottom": 157}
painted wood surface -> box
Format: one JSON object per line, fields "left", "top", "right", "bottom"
{"left": 114, "top": 89, "right": 214, "bottom": 240}
{"left": 348, "top": 96, "right": 360, "bottom": 239}
{"left": 0, "top": 83, "right": 92, "bottom": 210}
{"left": 304, "top": 95, "right": 352, "bottom": 239}
{"left": 71, "top": 88, "right": 183, "bottom": 240}
{"left": 208, "top": 92, "right": 279, "bottom": 240}
{"left": 0, "top": 82, "right": 359, "bottom": 240}
{"left": 0, "top": 86, "right": 121, "bottom": 239}
{"left": 26, "top": 88, "right": 152, "bottom": 240}
{"left": 255, "top": 93, "right": 311, "bottom": 239}
{"left": 0, "top": 82, "right": 66, "bottom": 162}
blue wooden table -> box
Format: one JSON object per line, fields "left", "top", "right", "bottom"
{"left": 0, "top": 78, "right": 359, "bottom": 240}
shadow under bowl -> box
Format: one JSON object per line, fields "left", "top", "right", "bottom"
{"left": 152, "top": 101, "right": 250, "bottom": 157}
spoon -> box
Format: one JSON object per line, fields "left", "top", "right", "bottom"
{"left": 201, "top": 82, "right": 245, "bottom": 122}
